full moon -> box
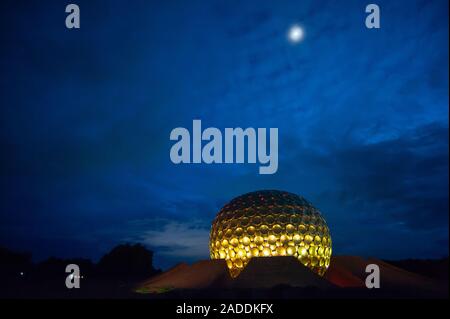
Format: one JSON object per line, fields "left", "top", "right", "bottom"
{"left": 287, "top": 24, "right": 304, "bottom": 43}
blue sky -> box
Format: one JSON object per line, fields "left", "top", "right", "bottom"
{"left": 0, "top": 0, "right": 448, "bottom": 269}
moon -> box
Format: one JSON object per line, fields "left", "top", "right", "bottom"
{"left": 287, "top": 24, "right": 304, "bottom": 43}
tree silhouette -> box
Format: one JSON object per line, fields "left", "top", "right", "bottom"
{"left": 96, "top": 243, "right": 159, "bottom": 279}
{"left": 0, "top": 246, "right": 32, "bottom": 277}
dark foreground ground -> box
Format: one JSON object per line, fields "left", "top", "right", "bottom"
{"left": 1, "top": 244, "right": 448, "bottom": 299}
{"left": 2, "top": 279, "right": 447, "bottom": 299}
{"left": 2, "top": 261, "right": 448, "bottom": 299}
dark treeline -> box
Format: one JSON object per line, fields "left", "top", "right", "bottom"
{"left": 1, "top": 243, "right": 161, "bottom": 283}
{"left": 385, "top": 257, "right": 449, "bottom": 281}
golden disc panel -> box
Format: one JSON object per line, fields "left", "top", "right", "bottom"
{"left": 209, "top": 190, "right": 332, "bottom": 278}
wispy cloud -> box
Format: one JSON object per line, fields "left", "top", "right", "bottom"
{"left": 0, "top": 0, "right": 447, "bottom": 265}
{"left": 127, "top": 219, "right": 211, "bottom": 259}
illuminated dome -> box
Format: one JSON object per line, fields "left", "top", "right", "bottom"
{"left": 209, "top": 190, "right": 332, "bottom": 278}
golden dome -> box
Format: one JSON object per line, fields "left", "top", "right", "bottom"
{"left": 209, "top": 190, "right": 332, "bottom": 278}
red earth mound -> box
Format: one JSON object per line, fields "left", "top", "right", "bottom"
{"left": 137, "top": 255, "right": 446, "bottom": 295}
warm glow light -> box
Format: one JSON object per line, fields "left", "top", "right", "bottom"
{"left": 209, "top": 190, "right": 332, "bottom": 278}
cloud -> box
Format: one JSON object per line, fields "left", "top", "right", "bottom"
{"left": 0, "top": 0, "right": 447, "bottom": 266}
{"left": 331, "top": 122, "right": 448, "bottom": 229}
{"left": 129, "top": 219, "right": 210, "bottom": 259}
{"left": 273, "top": 122, "right": 449, "bottom": 258}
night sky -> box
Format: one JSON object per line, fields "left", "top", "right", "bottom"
{"left": 0, "top": 0, "right": 448, "bottom": 269}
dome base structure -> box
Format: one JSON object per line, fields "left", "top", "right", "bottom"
{"left": 209, "top": 190, "right": 332, "bottom": 278}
